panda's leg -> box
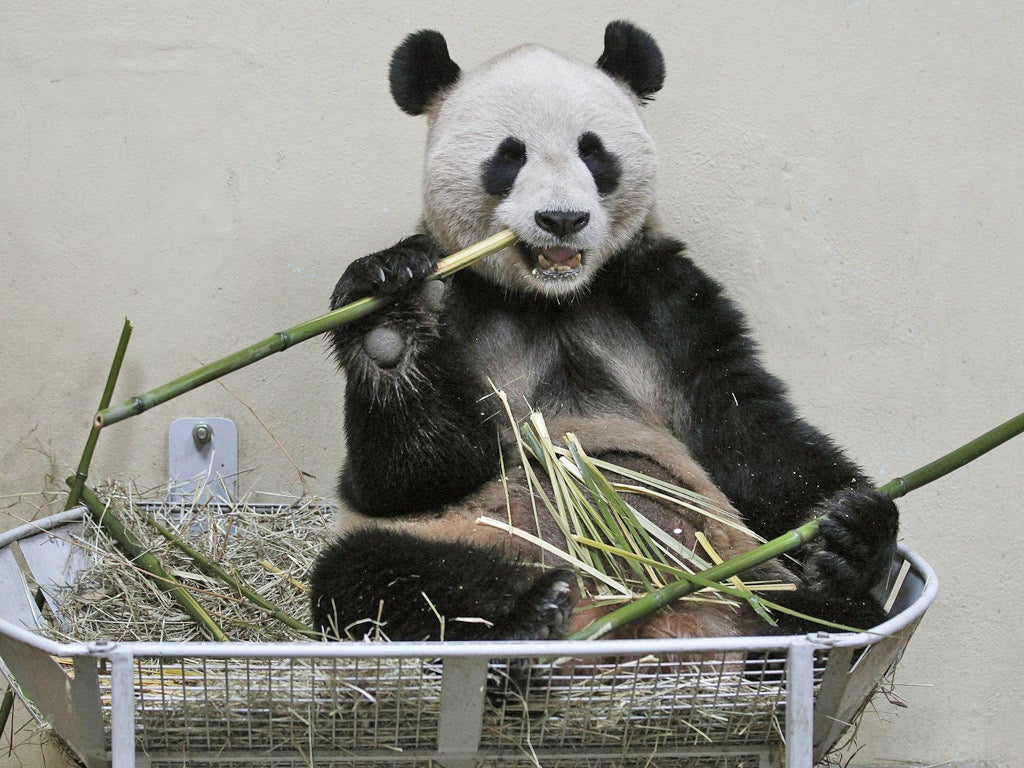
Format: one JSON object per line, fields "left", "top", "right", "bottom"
{"left": 309, "top": 527, "right": 574, "bottom": 642}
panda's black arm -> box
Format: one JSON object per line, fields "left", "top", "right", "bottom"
{"left": 339, "top": 347, "right": 501, "bottom": 516}
{"left": 329, "top": 234, "right": 502, "bottom": 516}
{"left": 682, "top": 349, "right": 898, "bottom": 595}
{"left": 613, "top": 235, "right": 897, "bottom": 594}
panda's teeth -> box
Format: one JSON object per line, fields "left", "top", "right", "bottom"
{"left": 536, "top": 249, "right": 583, "bottom": 274}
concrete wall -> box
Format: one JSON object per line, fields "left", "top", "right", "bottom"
{"left": 2, "top": 2, "right": 1022, "bottom": 764}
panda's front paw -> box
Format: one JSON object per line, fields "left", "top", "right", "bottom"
{"left": 331, "top": 234, "right": 439, "bottom": 308}
{"left": 499, "top": 567, "right": 575, "bottom": 641}
{"left": 803, "top": 488, "right": 898, "bottom": 595}
{"left": 329, "top": 235, "right": 445, "bottom": 369}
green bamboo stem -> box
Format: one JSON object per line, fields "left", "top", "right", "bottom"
{"left": 95, "top": 230, "right": 517, "bottom": 429}
{"left": 0, "top": 686, "right": 13, "bottom": 742}
{"left": 877, "top": 410, "right": 1024, "bottom": 500}
{"left": 66, "top": 318, "right": 134, "bottom": 509}
{"left": 570, "top": 519, "right": 822, "bottom": 640}
{"left": 570, "top": 410, "right": 1024, "bottom": 640}
{"left": 144, "top": 513, "right": 319, "bottom": 639}
{"left": 74, "top": 482, "right": 229, "bottom": 641}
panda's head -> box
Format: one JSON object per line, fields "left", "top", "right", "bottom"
{"left": 390, "top": 21, "right": 665, "bottom": 298}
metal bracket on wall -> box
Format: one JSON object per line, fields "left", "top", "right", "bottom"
{"left": 168, "top": 417, "right": 238, "bottom": 504}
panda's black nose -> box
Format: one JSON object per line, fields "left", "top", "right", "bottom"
{"left": 535, "top": 210, "right": 590, "bottom": 237}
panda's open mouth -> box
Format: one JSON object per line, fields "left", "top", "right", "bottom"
{"left": 531, "top": 246, "right": 583, "bottom": 279}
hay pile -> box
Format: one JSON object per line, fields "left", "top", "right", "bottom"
{"left": 46, "top": 485, "right": 332, "bottom": 644}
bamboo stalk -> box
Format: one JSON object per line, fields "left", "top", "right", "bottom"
{"left": 95, "top": 230, "right": 517, "bottom": 429}
{"left": 73, "top": 482, "right": 229, "bottom": 642}
{"left": 65, "top": 318, "right": 134, "bottom": 509}
{"left": 143, "top": 513, "right": 319, "bottom": 639}
{"left": 0, "top": 688, "right": 12, "bottom": 741}
{"left": 0, "top": 686, "right": 13, "bottom": 742}
{"left": 877, "top": 410, "right": 1024, "bottom": 500}
{"left": 570, "top": 410, "right": 1024, "bottom": 640}
{"left": 570, "top": 519, "right": 822, "bottom": 640}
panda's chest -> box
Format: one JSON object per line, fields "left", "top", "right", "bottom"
{"left": 463, "top": 305, "right": 668, "bottom": 423}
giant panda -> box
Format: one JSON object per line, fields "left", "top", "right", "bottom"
{"left": 309, "top": 21, "right": 898, "bottom": 643}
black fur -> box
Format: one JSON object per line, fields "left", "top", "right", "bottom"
{"left": 389, "top": 30, "right": 461, "bottom": 116}
{"left": 578, "top": 132, "right": 621, "bottom": 196}
{"left": 310, "top": 528, "right": 573, "bottom": 641}
{"left": 596, "top": 20, "right": 666, "bottom": 102}
{"left": 328, "top": 238, "right": 500, "bottom": 516}
{"left": 481, "top": 137, "right": 528, "bottom": 197}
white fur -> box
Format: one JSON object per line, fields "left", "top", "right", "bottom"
{"left": 421, "top": 45, "right": 658, "bottom": 297}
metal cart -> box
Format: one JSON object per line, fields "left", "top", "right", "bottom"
{"left": 0, "top": 506, "right": 936, "bottom": 768}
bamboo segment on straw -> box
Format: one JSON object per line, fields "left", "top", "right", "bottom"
{"left": 143, "top": 513, "right": 319, "bottom": 639}
{"left": 74, "top": 482, "right": 230, "bottom": 642}
{"left": 570, "top": 409, "right": 1024, "bottom": 640}
{"left": 95, "top": 229, "right": 517, "bottom": 428}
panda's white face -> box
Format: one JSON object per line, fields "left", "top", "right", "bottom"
{"left": 422, "top": 45, "right": 658, "bottom": 297}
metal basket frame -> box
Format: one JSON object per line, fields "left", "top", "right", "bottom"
{"left": 0, "top": 508, "right": 937, "bottom": 768}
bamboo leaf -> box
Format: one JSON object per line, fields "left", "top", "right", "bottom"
{"left": 476, "top": 516, "right": 632, "bottom": 596}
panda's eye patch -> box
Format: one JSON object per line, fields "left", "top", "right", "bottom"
{"left": 578, "top": 132, "right": 621, "bottom": 196}
{"left": 481, "top": 137, "right": 528, "bottom": 197}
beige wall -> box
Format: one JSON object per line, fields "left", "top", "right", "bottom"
{"left": 2, "top": 2, "right": 1022, "bottom": 764}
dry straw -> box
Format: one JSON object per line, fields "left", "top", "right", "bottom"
{"left": 50, "top": 485, "right": 331, "bottom": 644}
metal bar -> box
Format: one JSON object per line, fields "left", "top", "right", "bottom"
{"left": 1, "top": 512, "right": 937, "bottom": 663}
{"left": 812, "top": 645, "right": 855, "bottom": 759}
{"left": 436, "top": 656, "right": 488, "bottom": 768}
{"left": 64, "top": 617, "right": 914, "bottom": 659}
{"left": 0, "top": 625, "right": 90, "bottom": 756}
{"left": 0, "top": 508, "right": 87, "bottom": 550}
{"left": 785, "top": 640, "right": 816, "bottom": 768}
{"left": 109, "top": 648, "right": 137, "bottom": 768}
{"left": 115, "top": 745, "right": 774, "bottom": 764}
{"left": 70, "top": 656, "right": 111, "bottom": 768}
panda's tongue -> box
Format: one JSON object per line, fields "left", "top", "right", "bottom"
{"left": 537, "top": 247, "right": 582, "bottom": 272}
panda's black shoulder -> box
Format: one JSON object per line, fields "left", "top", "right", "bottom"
{"left": 599, "top": 229, "right": 720, "bottom": 299}
{"left": 596, "top": 229, "right": 750, "bottom": 339}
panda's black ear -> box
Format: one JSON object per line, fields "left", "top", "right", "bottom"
{"left": 389, "top": 30, "right": 461, "bottom": 116}
{"left": 596, "top": 21, "right": 665, "bottom": 102}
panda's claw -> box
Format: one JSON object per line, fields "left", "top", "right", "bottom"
{"left": 331, "top": 235, "right": 439, "bottom": 309}
{"left": 501, "top": 568, "right": 574, "bottom": 641}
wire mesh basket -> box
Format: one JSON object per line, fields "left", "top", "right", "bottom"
{"left": 0, "top": 506, "right": 936, "bottom": 768}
